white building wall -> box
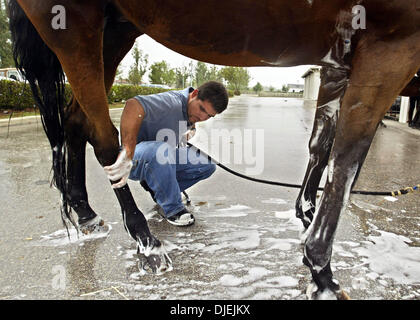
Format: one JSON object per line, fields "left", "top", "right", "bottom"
{"left": 302, "top": 68, "right": 321, "bottom": 107}
{"left": 302, "top": 67, "right": 412, "bottom": 125}
{"left": 399, "top": 96, "right": 410, "bottom": 123}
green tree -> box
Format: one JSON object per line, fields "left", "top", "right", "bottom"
{"left": 128, "top": 43, "right": 148, "bottom": 85}
{"left": 252, "top": 82, "right": 263, "bottom": 93}
{"left": 194, "top": 61, "right": 209, "bottom": 87}
{"left": 149, "top": 61, "right": 175, "bottom": 86}
{"left": 220, "top": 66, "right": 250, "bottom": 95}
{"left": 207, "top": 65, "right": 223, "bottom": 83}
{"left": 113, "top": 64, "right": 125, "bottom": 84}
{"left": 175, "top": 65, "right": 190, "bottom": 88}
{"left": 0, "top": 1, "right": 14, "bottom": 68}
{"left": 194, "top": 62, "right": 223, "bottom": 87}
{"left": 281, "top": 85, "right": 289, "bottom": 93}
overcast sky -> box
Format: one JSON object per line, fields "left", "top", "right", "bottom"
{"left": 120, "top": 35, "right": 315, "bottom": 89}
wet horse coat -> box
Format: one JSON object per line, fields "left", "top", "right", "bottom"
{"left": 9, "top": 0, "right": 420, "bottom": 299}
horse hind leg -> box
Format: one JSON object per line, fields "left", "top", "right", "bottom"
{"left": 65, "top": 100, "right": 112, "bottom": 235}
{"left": 303, "top": 34, "right": 420, "bottom": 299}
{"left": 9, "top": 0, "right": 77, "bottom": 229}
{"left": 296, "top": 67, "right": 349, "bottom": 231}
{"left": 65, "top": 101, "right": 98, "bottom": 226}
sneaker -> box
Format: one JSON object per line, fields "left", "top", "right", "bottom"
{"left": 167, "top": 209, "right": 195, "bottom": 227}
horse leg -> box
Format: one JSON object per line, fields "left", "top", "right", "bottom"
{"left": 296, "top": 67, "right": 349, "bottom": 230}
{"left": 411, "top": 97, "right": 420, "bottom": 126}
{"left": 303, "top": 34, "right": 420, "bottom": 299}
{"left": 408, "top": 96, "right": 416, "bottom": 125}
{"left": 64, "top": 101, "right": 98, "bottom": 227}
{"left": 17, "top": 1, "right": 170, "bottom": 272}
{"left": 64, "top": 9, "right": 141, "bottom": 232}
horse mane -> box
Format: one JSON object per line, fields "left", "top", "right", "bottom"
{"left": 8, "top": 0, "right": 76, "bottom": 231}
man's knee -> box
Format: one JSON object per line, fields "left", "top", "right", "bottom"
{"left": 133, "top": 141, "right": 174, "bottom": 164}
{"left": 130, "top": 141, "right": 170, "bottom": 181}
{"left": 202, "top": 163, "right": 216, "bottom": 179}
{"left": 209, "top": 163, "right": 217, "bottom": 175}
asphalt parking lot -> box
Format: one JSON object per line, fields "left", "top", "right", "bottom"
{"left": 1, "top": 95, "right": 420, "bottom": 300}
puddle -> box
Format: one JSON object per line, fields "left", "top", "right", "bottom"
{"left": 33, "top": 224, "right": 112, "bottom": 247}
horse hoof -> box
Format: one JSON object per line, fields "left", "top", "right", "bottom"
{"left": 137, "top": 239, "right": 173, "bottom": 275}
{"left": 79, "top": 216, "right": 108, "bottom": 235}
{"left": 306, "top": 282, "right": 350, "bottom": 300}
{"left": 306, "top": 282, "right": 319, "bottom": 299}
{"left": 337, "top": 290, "right": 351, "bottom": 300}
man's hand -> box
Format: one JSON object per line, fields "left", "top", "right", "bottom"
{"left": 179, "top": 127, "right": 197, "bottom": 147}
{"left": 186, "top": 127, "right": 196, "bottom": 141}
{"left": 104, "top": 148, "right": 133, "bottom": 189}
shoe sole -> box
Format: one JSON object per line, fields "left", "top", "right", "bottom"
{"left": 167, "top": 215, "right": 195, "bottom": 227}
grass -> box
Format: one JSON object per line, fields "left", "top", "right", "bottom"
{"left": 0, "top": 103, "right": 125, "bottom": 120}
{"left": 0, "top": 108, "right": 38, "bottom": 120}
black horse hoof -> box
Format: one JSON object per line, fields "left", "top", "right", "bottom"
{"left": 79, "top": 216, "right": 108, "bottom": 235}
{"left": 306, "top": 282, "right": 350, "bottom": 300}
{"left": 136, "top": 238, "right": 173, "bottom": 275}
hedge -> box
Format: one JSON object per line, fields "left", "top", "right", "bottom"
{"left": 107, "top": 84, "right": 169, "bottom": 103}
{"left": 227, "top": 89, "right": 235, "bottom": 97}
{"left": 0, "top": 80, "right": 170, "bottom": 110}
{"left": 0, "top": 80, "right": 41, "bottom": 110}
{"left": 0, "top": 80, "right": 236, "bottom": 110}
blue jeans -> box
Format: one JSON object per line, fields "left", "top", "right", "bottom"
{"left": 129, "top": 141, "right": 216, "bottom": 218}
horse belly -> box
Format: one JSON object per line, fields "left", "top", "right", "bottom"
{"left": 112, "top": 0, "right": 338, "bottom": 67}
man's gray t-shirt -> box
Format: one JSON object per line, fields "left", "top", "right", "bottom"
{"left": 134, "top": 87, "right": 193, "bottom": 147}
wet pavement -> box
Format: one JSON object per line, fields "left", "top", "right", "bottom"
{"left": 0, "top": 95, "right": 420, "bottom": 300}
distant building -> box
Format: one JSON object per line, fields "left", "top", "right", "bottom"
{"left": 302, "top": 67, "right": 321, "bottom": 107}
{"left": 300, "top": 66, "right": 413, "bottom": 124}
{"left": 286, "top": 83, "right": 304, "bottom": 93}
{"left": 142, "top": 83, "right": 172, "bottom": 89}
{"left": 0, "top": 68, "right": 25, "bottom": 82}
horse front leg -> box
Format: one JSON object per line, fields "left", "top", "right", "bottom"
{"left": 303, "top": 34, "right": 420, "bottom": 298}
{"left": 99, "top": 13, "right": 172, "bottom": 272}
{"left": 303, "top": 110, "right": 380, "bottom": 299}
{"left": 70, "top": 38, "right": 171, "bottom": 274}
{"left": 296, "top": 67, "right": 349, "bottom": 231}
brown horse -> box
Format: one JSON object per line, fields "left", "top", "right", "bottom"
{"left": 400, "top": 72, "right": 420, "bottom": 126}
{"left": 8, "top": 0, "right": 420, "bottom": 299}
{"left": 400, "top": 70, "right": 420, "bottom": 97}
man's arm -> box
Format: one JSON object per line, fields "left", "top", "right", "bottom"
{"left": 120, "top": 98, "right": 146, "bottom": 159}
{"left": 104, "top": 98, "right": 146, "bottom": 188}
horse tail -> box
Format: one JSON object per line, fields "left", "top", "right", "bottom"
{"left": 8, "top": 0, "right": 76, "bottom": 231}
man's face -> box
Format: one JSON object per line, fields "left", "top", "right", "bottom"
{"left": 187, "top": 89, "right": 217, "bottom": 124}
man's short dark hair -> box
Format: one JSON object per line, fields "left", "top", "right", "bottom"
{"left": 197, "top": 81, "right": 229, "bottom": 114}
